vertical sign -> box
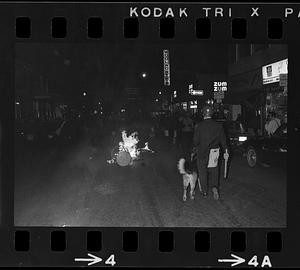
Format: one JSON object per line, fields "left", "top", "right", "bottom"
{"left": 189, "top": 84, "right": 193, "bottom": 94}
{"left": 163, "top": 49, "right": 170, "bottom": 86}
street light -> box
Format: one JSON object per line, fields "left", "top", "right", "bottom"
{"left": 83, "top": 92, "right": 87, "bottom": 96}
{"left": 159, "top": 91, "right": 162, "bottom": 95}
{"left": 142, "top": 72, "right": 147, "bottom": 78}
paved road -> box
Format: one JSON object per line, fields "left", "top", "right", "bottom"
{"left": 14, "top": 140, "right": 286, "bottom": 227}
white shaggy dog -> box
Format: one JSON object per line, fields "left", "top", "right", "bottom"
{"left": 177, "top": 158, "right": 202, "bottom": 201}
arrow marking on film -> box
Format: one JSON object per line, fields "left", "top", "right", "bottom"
{"left": 74, "top": 253, "right": 102, "bottom": 266}
{"left": 218, "top": 254, "right": 245, "bottom": 267}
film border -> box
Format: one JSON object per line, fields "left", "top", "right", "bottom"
{"left": 0, "top": 2, "right": 299, "bottom": 267}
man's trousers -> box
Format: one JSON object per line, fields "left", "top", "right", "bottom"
{"left": 197, "top": 158, "right": 219, "bottom": 194}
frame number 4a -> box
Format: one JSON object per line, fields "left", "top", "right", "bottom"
{"left": 248, "top": 255, "right": 272, "bottom": 268}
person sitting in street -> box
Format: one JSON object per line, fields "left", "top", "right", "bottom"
{"left": 265, "top": 112, "right": 281, "bottom": 136}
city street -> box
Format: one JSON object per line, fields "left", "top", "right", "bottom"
{"left": 14, "top": 138, "right": 286, "bottom": 227}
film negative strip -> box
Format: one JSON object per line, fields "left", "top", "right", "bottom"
{"left": 0, "top": 1, "right": 299, "bottom": 268}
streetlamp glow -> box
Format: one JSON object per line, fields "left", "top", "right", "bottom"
{"left": 142, "top": 72, "right": 147, "bottom": 78}
{"left": 83, "top": 92, "right": 87, "bottom": 96}
{"left": 159, "top": 91, "right": 162, "bottom": 95}
{"left": 155, "top": 99, "right": 159, "bottom": 102}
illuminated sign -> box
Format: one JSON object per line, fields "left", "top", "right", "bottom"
{"left": 190, "top": 100, "right": 197, "bottom": 109}
{"left": 262, "top": 58, "right": 288, "bottom": 84}
{"left": 189, "top": 84, "right": 204, "bottom": 95}
{"left": 213, "top": 81, "right": 227, "bottom": 92}
{"left": 191, "top": 90, "right": 203, "bottom": 96}
{"left": 163, "top": 49, "right": 171, "bottom": 86}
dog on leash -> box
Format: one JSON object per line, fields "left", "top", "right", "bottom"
{"left": 177, "top": 156, "right": 202, "bottom": 201}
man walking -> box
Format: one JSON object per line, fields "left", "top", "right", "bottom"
{"left": 193, "top": 105, "right": 229, "bottom": 200}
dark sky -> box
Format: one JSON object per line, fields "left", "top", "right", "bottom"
{"left": 15, "top": 42, "right": 228, "bottom": 103}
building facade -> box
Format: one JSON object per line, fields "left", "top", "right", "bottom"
{"left": 226, "top": 44, "right": 288, "bottom": 135}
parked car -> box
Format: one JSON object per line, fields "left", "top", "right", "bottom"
{"left": 242, "top": 123, "right": 287, "bottom": 168}
{"left": 217, "top": 120, "right": 253, "bottom": 152}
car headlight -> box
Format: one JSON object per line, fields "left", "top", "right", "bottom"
{"left": 238, "top": 136, "right": 247, "bottom": 142}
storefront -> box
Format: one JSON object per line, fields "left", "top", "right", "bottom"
{"left": 262, "top": 58, "right": 288, "bottom": 131}
{"left": 227, "top": 45, "right": 288, "bottom": 135}
{"left": 227, "top": 62, "right": 288, "bottom": 135}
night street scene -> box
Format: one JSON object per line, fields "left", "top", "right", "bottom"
{"left": 14, "top": 43, "right": 289, "bottom": 227}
